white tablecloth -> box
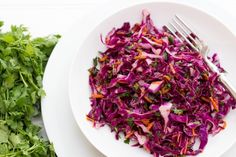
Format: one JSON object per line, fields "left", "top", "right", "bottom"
{"left": 0, "top": 0, "right": 235, "bottom": 156}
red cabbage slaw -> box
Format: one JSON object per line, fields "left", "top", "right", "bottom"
{"left": 87, "top": 10, "right": 236, "bottom": 157}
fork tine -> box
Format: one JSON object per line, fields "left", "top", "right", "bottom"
{"left": 174, "top": 15, "right": 202, "bottom": 45}
{"left": 174, "top": 15, "right": 199, "bottom": 39}
{"left": 173, "top": 17, "right": 199, "bottom": 46}
{"left": 164, "top": 24, "right": 184, "bottom": 43}
{"left": 169, "top": 22, "right": 199, "bottom": 51}
{"left": 165, "top": 23, "right": 198, "bottom": 51}
{"left": 173, "top": 17, "right": 203, "bottom": 50}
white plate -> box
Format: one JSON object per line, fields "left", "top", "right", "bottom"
{"left": 69, "top": 1, "right": 236, "bottom": 157}
{"left": 42, "top": 1, "right": 236, "bottom": 157}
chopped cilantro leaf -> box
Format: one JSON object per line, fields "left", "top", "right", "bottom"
{"left": 127, "top": 118, "right": 135, "bottom": 128}
{"left": 173, "top": 108, "right": 184, "bottom": 115}
{"left": 124, "top": 138, "right": 130, "bottom": 144}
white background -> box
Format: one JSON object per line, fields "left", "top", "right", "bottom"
{"left": 0, "top": 0, "right": 235, "bottom": 156}
{"left": 0, "top": 0, "right": 235, "bottom": 36}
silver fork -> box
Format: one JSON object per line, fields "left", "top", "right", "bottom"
{"left": 165, "top": 15, "right": 236, "bottom": 100}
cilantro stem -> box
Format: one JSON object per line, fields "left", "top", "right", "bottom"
{"left": 19, "top": 72, "right": 28, "bottom": 87}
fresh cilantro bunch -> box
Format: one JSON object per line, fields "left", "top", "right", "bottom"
{"left": 0, "top": 21, "right": 60, "bottom": 157}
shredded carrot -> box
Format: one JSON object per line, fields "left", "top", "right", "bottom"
{"left": 169, "top": 63, "right": 176, "bottom": 74}
{"left": 142, "top": 26, "right": 148, "bottom": 35}
{"left": 134, "top": 49, "right": 146, "bottom": 60}
{"left": 132, "top": 24, "right": 140, "bottom": 32}
{"left": 115, "top": 60, "right": 121, "bottom": 65}
{"left": 90, "top": 93, "right": 104, "bottom": 99}
{"left": 192, "top": 128, "right": 197, "bottom": 136}
{"left": 178, "top": 89, "right": 185, "bottom": 96}
{"left": 180, "top": 139, "right": 189, "bottom": 154}
{"left": 134, "top": 55, "right": 145, "bottom": 60}
{"left": 116, "top": 31, "right": 126, "bottom": 35}
{"left": 222, "top": 120, "right": 227, "bottom": 129}
{"left": 141, "top": 119, "right": 150, "bottom": 126}
{"left": 151, "top": 37, "right": 163, "bottom": 45}
{"left": 99, "top": 55, "right": 108, "bottom": 62}
{"left": 201, "top": 96, "right": 210, "bottom": 103}
{"left": 141, "top": 88, "right": 145, "bottom": 95}
{"left": 144, "top": 96, "right": 153, "bottom": 103}
{"left": 125, "top": 131, "right": 134, "bottom": 139}
{"left": 137, "top": 48, "right": 143, "bottom": 54}
{"left": 117, "top": 80, "right": 129, "bottom": 84}
{"left": 163, "top": 75, "right": 171, "bottom": 81}
{"left": 147, "top": 122, "right": 154, "bottom": 130}
{"left": 86, "top": 116, "right": 95, "bottom": 123}
{"left": 177, "top": 132, "right": 181, "bottom": 143}
{"left": 161, "top": 86, "right": 170, "bottom": 94}
{"left": 183, "top": 139, "right": 188, "bottom": 154}
{"left": 209, "top": 97, "right": 219, "bottom": 112}
{"left": 202, "top": 73, "right": 209, "bottom": 80}
{"left": 220, "top": 120, "right": 227, "bottom": 129}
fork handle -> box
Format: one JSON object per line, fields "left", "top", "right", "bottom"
{"left": 204, "top": 58, "right": 236, "bottom": 99}
{"left": 219, "top": 74, "right": 236, "bottom": 99}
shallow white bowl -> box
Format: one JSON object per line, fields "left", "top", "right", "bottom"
{"left": 69, "top": 2, "right": 236, "bottom": 157}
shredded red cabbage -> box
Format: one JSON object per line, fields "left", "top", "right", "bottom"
{"left": 87, "top": 10, "right": 236, "bottom": 157}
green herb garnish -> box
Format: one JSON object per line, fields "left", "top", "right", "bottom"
{"left": 124, "top": 138, "right": 130, "bottom": 144}
{"left": 143, "top": 102, "right": 149, "bottom": 111}
{"left": 192, "top": 121, "right": 201, "bottom": 125}
{"left": 127, "top": 118, "right": 134, "bottom": 128}
{"left": 93, "top": 57, "right": 98, "bottom": 67}
{"left": 168, "top": 36, "right": 174, "bottom": 45}
{"left": 119, "top": 92, "right": 130, "bottom": 98}
{"left": 98, "top": 50, "right": 103, "bottom": 54}
{"left": 133, "top": 82, "right": 139, "bottom": 91}
{"left": 163, "top": 51, "right": 168, "bottom": 61}
{"left": 166, "top": 83, "right": 171, "bottom": 88}
{"left": 0, "top": 23, "right": 59, "bottom": 156}
{"left": 151, "top": 61, "right": 158, "bottom": 68}
{"left": 126, "top": 31, "right": 133, "bottom": 37}
{"left": 173, "top": 108, "right": 184, "bottom": 115}
{"left": 220, "top": 101, "right": 225, "bottom": 106}
{"left": 155, "top": 112, "right": 161, "bottom": 117}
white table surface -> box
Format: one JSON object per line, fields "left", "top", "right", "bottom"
{"left": 1, "top": 0, "right": 236, "bottom": 156}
